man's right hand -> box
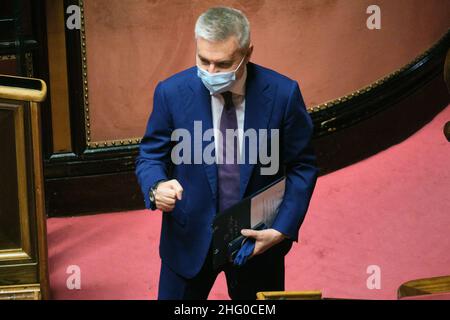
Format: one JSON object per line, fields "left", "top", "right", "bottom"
{"left": 154, "top": 179, "right": 183, "bottom": 212}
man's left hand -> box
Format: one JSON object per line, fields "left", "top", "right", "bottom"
{"left": 240, "top": 228, "right": 287, "bottom": 259}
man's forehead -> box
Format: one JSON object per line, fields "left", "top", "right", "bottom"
{"left": 196, "top": 37, "right": 241, "bottom": 61}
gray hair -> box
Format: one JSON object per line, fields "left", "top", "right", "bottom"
{"left": 195, "top": 7, "right": 251, "bottom": 50}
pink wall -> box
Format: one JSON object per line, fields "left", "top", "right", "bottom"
{"left": 83, "top": 0, "right": 450, "bottom": 142}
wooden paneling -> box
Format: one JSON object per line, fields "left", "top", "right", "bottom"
{"left": 0, "top": 284, "right": 40, "bottom": 300}
{"left": 46, "top": 171, "right": 144, "bottom": 217}
{"left": 45, "top": 0, "right": 72, "bottom": 153}
{"left": 0, "top": 108, "right": 21, "bottom": 249}
{"left": 0, "top": 75, "right": 49, "bottom": 299}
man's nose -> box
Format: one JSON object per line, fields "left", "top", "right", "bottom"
{"left": 207, "top": 64, "right": 218, "bottom": 73}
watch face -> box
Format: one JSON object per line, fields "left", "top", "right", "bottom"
{"left": 149, "top": 189, "right": 155, "bottom": 202}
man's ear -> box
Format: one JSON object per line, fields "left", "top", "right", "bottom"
{"left": 246, "top": 44, "right": 254, "bottom": 62}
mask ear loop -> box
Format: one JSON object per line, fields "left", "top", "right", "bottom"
{"left": 234, "top": 54, "right": 246, "bottom": 73}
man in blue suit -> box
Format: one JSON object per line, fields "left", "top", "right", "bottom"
{"left": 136, "top": 7, "right": 318, "bottom": 300}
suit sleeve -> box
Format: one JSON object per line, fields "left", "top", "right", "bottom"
{"left": 271, "top": 81, "right": 319, "bottom": 241}
{"left": 135, "top": 82, "right": 173, "bottom": 209}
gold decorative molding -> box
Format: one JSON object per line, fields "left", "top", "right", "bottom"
{"left": 78, "top": 0, "right": 90, "bottom": 145}
{"left": 78, "top": 0, "right": 143, "bottom": 149}
{"left": 86, "top": 137, "right": 142, "bottom": 149}
{"left": 310, "top": 29, "right": 450, "bottom": 114}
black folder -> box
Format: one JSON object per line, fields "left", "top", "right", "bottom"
{"left": 211, "top": 176, "right": 286, "bottom": 269}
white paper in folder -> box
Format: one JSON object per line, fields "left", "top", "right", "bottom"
{"left": 250, "top": 178, "right": 286, "bottom": 228}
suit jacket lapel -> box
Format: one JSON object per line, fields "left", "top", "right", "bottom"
{"left": 240, "top": 63, "right": 275, "bottom": 198}
{"left": 185, "top": 73, "right": 218, "bottom": 200}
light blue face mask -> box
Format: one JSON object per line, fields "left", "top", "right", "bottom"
{"left": 197, "top": 56, "right": 246, "bottom": 95}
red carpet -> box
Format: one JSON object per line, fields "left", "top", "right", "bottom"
{"left": 47, "top": 105, "right": 450, "bottom": 300}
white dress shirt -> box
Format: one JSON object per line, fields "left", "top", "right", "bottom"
{"left": 210, "top": 66, "right": 247, "bottom": 163}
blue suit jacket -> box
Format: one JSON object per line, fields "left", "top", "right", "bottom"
{"left": 136, "top": 62, "right": 318, "bottom": 279}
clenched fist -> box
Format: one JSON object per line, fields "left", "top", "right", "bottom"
{"left": 154, "top": 179, "right": 183, "bottom": 212}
